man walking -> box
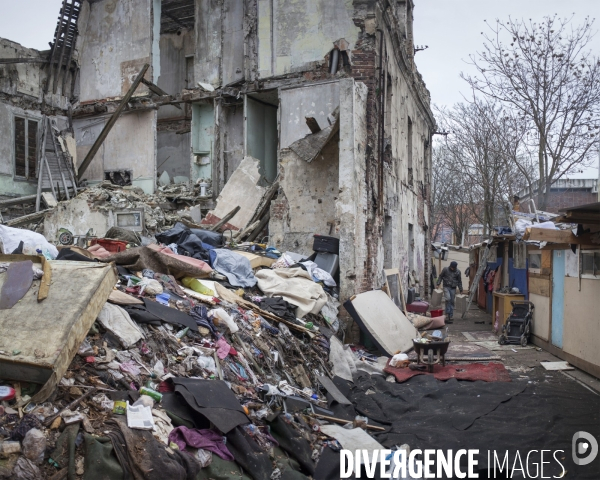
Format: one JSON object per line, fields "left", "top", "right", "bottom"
{"left": 436, "top": 261, "right": 463, "bottom": 323}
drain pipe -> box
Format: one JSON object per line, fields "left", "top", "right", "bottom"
{"left": 329, "top": 49, "right": 340, "bottom": 75}
{"left": 377, "top": 29, "right": 385, "bottom": 216}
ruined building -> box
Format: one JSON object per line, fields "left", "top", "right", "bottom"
{"left": 0, "top": 0, "right": 435, "bottom": 338}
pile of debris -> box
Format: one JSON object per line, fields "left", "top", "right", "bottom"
{"left": 0, "top": 221, "right": 399, "bottom": 480}
{"left": 79, "top": 181, "right": 205, "bottom": 233}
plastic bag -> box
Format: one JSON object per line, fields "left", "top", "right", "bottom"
{"left": 138, "top": 278, "right": 163, "bottom": 295}
{"left": 389, "top": 353, "right": 410, "bottom": 368}
{"left": 194, "top": 448, "right": 213, "bottom": 468}
{"left": 197, "top": 355, "right": 217, "bottom": 374}
{"left": 208, "top": 308, "right": 239, "bottom": 333}
{"left": 13, "top": 457, "right": 41, "bottom": 479}
{"left": 22, "top": 428, "right": 46, "bottom": 464}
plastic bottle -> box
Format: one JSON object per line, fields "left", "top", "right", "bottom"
{"left": 0, "top": 385, "right": 15, "bottom": 401}
{"left": 139, "top": 387, "right": 163, "bottom": 402}
{"left": 182, "top": 277, "right": 215, "bottom": 296}
{"left": 175, "top": 327, "right": 190, "bottom": 339}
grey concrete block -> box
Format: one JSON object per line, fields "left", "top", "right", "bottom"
{"left": 454, "top": 294, "right": 468, "bottom": 315}
{"left": 431, "top": 289, "right": 443, "bottom": 308}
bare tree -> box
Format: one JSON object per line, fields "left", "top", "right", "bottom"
{"left": 432, "top": 144, "right": 477, "bottom": 245}
{"left": 436, "top": 101, "right": 531, "bottom": 236}
{"left": 462, "top": 15, "right": 600, "bottom": 209}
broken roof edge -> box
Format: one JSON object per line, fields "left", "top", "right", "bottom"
{"left": 288, "top": 107, "right": 340, "bottom": 163}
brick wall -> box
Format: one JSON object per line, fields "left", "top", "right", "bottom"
{"left": 519, "top": 190, "right": 597, "bottom": 214}
{"left": 350, "top": 23, "right": 381, "bottom": 295}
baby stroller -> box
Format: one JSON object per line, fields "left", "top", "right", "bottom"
{"left": 498, "top": 301, "right": 534, "bottom": 347}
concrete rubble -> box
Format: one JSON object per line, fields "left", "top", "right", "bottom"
{"left": 0, "top": 215, "right": 425, "bottom": 479}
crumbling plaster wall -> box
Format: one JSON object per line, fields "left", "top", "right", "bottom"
{"left": 158, "top": 29, "right": 194, "bottom": 120}
{"left": 257, "top": 0, "right": 359, "bottom": 77}
{"left": 354, "top": 4, "right": 434, "bottom": 302}
{"left": 44, "top": 197, "right": 111, "bottom": 241}
{"left": 157, "top": 129, "right": 191, "bottom": 180}
{"left": 195, "top": 0, "right": 245, "bottom": 88}
{"left": 74, "top": 110, "right": 157, "bottom": 193}
{"left": 0, "top": 39, "right": 43, "bottom": 100}
{"left": 270, "top": 139, "right": 339, "bottom": 254}
{"left": 279, "top": 82, "right": 340, "bottom": 148}
{"left": 338, "top": 78, "right": 369, "bottom": 312}
{"left": 76, "top": 0, "right": 153, "bottom": 101}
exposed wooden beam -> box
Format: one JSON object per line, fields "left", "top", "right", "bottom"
{"left": 141, "top": 78, "right": 182, "bottom": 110}
{"left": 0, "top": 58, "right": 46, "bottom": 64}
{"left": 525, "top": 227, "right": 594, "bottom": 244}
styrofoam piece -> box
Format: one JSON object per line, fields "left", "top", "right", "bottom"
{"left": 540, "top": 361, "right": 574, "bottom": 371}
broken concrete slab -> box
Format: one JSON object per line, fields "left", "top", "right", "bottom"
{"left": 0, "top": 255, "right": 117, "bottom": 402}
{"left": 344, "top": 290, "right": 418, "bottom": 356}
{"left": 201, "top": 156, "right": 268, "bottom": 231}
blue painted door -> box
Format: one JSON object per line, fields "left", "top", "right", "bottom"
{"left": 551, "top": 251, "right": 565, "bottom": 348}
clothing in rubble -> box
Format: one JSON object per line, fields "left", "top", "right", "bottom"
{"left": 105, "top": 417, "right": 199, "bottom": 480}
{"left": 168, "top": 427, "right": 234, "bottom": 461}
{"left": 258, "top": 296, "right": 299, "bottom": 324}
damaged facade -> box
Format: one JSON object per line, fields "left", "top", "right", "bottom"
{"left": 2, "top": 0, "right": 434, "bottom": 339}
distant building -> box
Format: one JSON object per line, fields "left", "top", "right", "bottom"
{"left": 516, "top": 179, "right": 599, "bottom": 214}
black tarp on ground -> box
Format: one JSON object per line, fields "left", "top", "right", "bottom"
{"left": 123, "top": 298, "right": 198, "bottom": 331}
{"left": 338, "top": 372, "right": 600, "bottom": 479}
{"left": 267, "top": 414, "right": 316, "bottom": 476}
{"left": 168, "top": 378, "right": 249, "bottom": 434}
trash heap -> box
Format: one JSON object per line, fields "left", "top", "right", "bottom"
{"left": 0, "top": 222, "right": 391, "bottom": 480}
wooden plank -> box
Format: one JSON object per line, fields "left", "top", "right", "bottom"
{"left": 526, "top": 227, "right": 592, "bottom": 244}
{"left": 38, "top": 257, "right": 52, "bottom": 302}
{"left": 529, "top": 276, "right": 550, "bottom": 297}
{"left": 207, "top": 205, "right": 241, "bottom": 232}
{"left": 541, "top": 250, "right": 552, "bottom": 274}
{"left": 5, "top": 210, "right": 51, "bottom": 227}
{"left": 0, "top": 195, "right": 38, "bottom": 208}
{"left": 0, "top": 58, "right": 46, "bottom": 64}
{"left": 305, "top": 116, "right": 321, "bottom": 133}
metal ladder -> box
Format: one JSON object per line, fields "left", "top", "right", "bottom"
{"left": 461, "top": 243, "right": 492, "bottom": 319}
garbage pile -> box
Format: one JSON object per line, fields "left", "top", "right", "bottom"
{"left": 0, "top": 222, "right": 391, "bottom": 480}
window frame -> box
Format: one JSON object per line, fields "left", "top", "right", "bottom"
{"left": 528, "top": 252, "right": 542, "bottom": 274}
{"left": 580, "top": 249, "right": 600, "bottom": 279}
{"left": 13, "top": 113, "right": 41, "bottom": 182}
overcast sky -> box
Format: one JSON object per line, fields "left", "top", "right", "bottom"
{"left": 413, "top": 0, "right": 600, "bottom": 179}
{"left": 1, "top": 0, "right": 598, "bottom": 177}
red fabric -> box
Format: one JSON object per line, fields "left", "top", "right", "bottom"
{"left": 147, "top": 243, "right": 212, "bottom": 273}
{"left": 384, "top": 362, "right": 511, "bottom": 383}
{"left": 406, "top": 301, "right": 429, "bottom": 314}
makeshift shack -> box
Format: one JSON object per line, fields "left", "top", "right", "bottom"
{"left": 523, "top": 201, "right": 600, "bottom": 377}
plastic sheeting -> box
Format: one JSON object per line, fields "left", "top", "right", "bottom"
{"left": 0, "top": 225, "right": 58, "bottom": 258}
{"left": 96, "top": 303, "right": 145, "bottom": 348}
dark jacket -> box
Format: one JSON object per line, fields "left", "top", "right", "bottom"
{"left": 437, "top": 267, "right": 463, "bottom": 290}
